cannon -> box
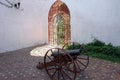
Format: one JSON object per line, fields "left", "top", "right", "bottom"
{"left": 37, "top": 42, "right": 89, "bottom": 80}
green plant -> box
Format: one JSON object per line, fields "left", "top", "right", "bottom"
{"left": 63, "top": 39, "right": 120, "bottom": 62}
{"left": 87, "top": 38, "right": 105, "bottom": 46}
{"left": 84, "top": 38, "right": 120, "bottom": 62}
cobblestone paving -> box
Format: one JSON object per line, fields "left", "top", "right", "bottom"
{"left": 0, "top": 45, "right": 120, "bottom": 80}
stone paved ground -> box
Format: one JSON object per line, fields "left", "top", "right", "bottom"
{"left": 0, "top": 45, "right": 120, "bottom": 80}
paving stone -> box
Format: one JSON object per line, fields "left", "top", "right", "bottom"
{"left": 0, "top": 45, "right": 120, "bottom": 80}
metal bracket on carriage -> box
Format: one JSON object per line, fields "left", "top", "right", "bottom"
{"left": 36, "top": 61, "right": 54, "bottom": 69}
{"left": 36, "top": 62, "right": 44, "bottom": 69}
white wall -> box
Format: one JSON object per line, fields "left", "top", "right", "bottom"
{"left": 0, "top": 0, "right": 51, "bottom": 53}
{"left": 0, "top": 0, "right": 120, "bottom": 53}
{"left": 66, "top": 0, "right": 120, "bottom": 45}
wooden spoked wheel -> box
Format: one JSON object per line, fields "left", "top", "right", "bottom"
{"left": 62, "top": 42, "right": 89, "bottom": 73}
{"left": 44, "top": 48, "right": 76, "bottom": 80}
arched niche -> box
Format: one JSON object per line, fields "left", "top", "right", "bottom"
{"left": 48, "top": 0, "right": 71, "bottom": 45}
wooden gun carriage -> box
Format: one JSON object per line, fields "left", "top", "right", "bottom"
{"left": 37, "top": 42, "right": 89, "bottom": 80}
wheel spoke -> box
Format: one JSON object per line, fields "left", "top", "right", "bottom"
{"left": 67, "top": 62, "right": 72, "bottom": 65}
{"left": 60, "top": 70, "right": 65, "bottom": 80}
{"left": 75, "top": 61, "right": 81, "bottom": 72}
{"left": 50, "top": 49, "right": 54, "bottom": 54}
{"left": 62, "top": 67, "right": 74, "bottom": 72}
{"left": 46, "top": 55, "right": 57, "bottom": 65}
{"left": 77, "top": 59, "right": 87, "bottom": 67}
{"left": 61, "top": 69, "right": 72, "bottom": 80}
{"left": 52, "top": 69, "right": 57, "bottom": 78}
{"left": 58, "top": 69, "right": 60, "bottom": 80}
{"left": 46, "top": 55, "right": 53, "bottom": 61}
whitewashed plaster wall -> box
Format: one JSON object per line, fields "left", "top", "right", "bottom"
{"left": 0, "top": 0, "right": 120, "bottom": 53}
{"left": 0, "top": 0, "right": 51, "bottom": 53}
{"left": 65, "top": 0, "right": 120, "bottom": 45}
